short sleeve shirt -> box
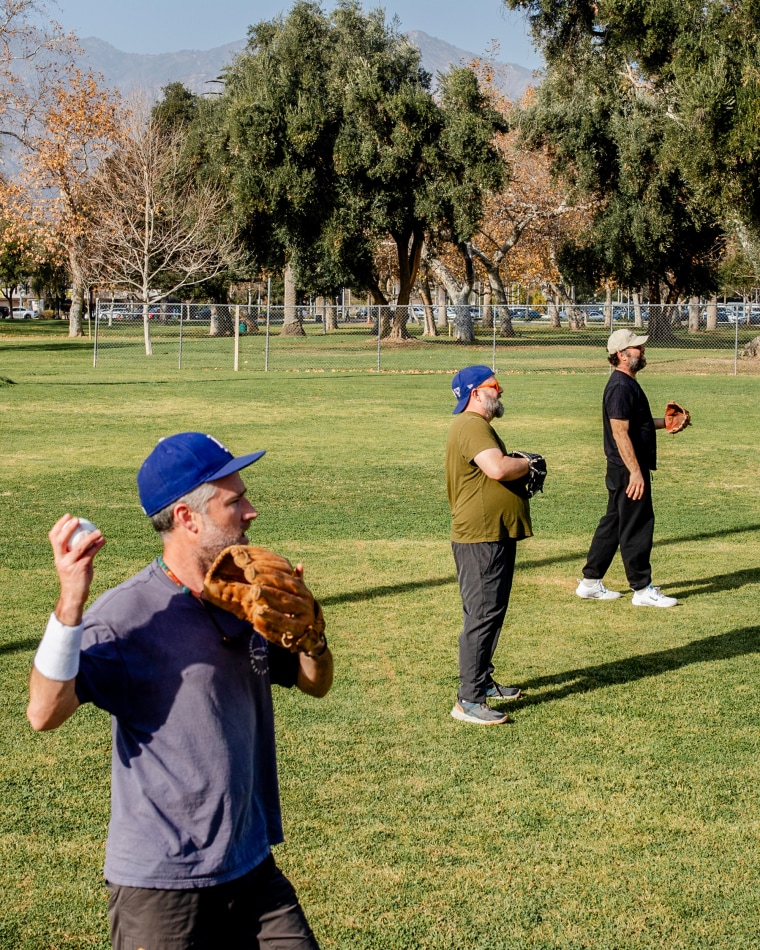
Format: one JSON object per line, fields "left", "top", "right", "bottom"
{"left": 75, "top": 562, "right": 299, "bottom": 889}
{"left": 446, "top": 412, "right": 533, "bottom": 543}
{"left": 603, "top": 370, "right": 657, "bottom": 471}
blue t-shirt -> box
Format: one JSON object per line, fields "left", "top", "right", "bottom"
{"left": 75, "top": 561, "right": 299, "bottom": 889}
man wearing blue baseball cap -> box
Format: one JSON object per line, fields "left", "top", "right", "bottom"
{"left": 28, "top": 432, "right": 333, "bottom": 949}
{"left": 446, "top": 367, "right": 533, "bottom": 725}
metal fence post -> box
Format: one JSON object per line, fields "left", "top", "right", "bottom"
{"left": 734, "top": 318, "right": 739, "bottom": 376}
{"left": 492, "top": 319, "right": 497, "bottom": 372}
{"left": 234, "top": 304, "right": 240, "bottom": 372}
{"left": 178, "top": 304, "right": 184, "bottom": 370}
{"left": 265, "top": 277, "right": 271, "bottom": 372}
{"left": 93, "top": 298, "right": 99, "bottom": 367}
{"left": 376, "top": 306, "right": 381, "bottom": 372}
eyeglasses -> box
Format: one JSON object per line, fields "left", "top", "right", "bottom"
{"left": 477, "top": 379, "right": 503, "bottom": 395}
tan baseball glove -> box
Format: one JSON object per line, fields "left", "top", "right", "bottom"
{"left": 664, "top": 400, "right": 692, "bottom": 434}
{"left": 203, "top": 545, "right": 326, "bottom": 654}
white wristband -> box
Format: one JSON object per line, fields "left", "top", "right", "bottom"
{"left": 33, "top": 613, "right": 84, "bottom": 681}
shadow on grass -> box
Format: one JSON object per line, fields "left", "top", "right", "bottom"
{"left": 319, "top": 523, "right": 760, "bottom": 607}
{"left": 513, "top": 625, "right": 760, "bottom": 707}
{"left": 675, "top": 566, "right": 760, "bottom": 598}
{"left": 0, "top": 638, "right": 38, "bottom": 657}
{"left": 523, "top": 523, "right": 760, "bottom": 571}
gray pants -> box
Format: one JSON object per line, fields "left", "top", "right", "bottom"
{"left": 107, "top": 854, "right": 319, "bottom": 950}
{"left": 452, "top": 540, "right": 517, "bottom": 703}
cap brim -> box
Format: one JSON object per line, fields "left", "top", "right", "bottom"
{"left": 210, "top": 450, "right": 266, "bottom": 481}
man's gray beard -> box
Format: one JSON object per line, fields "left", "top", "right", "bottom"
{"left": 196, "top": 518, "right": 248, "bottom": 573}
{"left": 628, "top": 353, "right": 647, "bottom": 373}
{"left": 481, "top": 391, "right": 504, "bottom": 419}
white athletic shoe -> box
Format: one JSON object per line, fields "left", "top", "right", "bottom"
{"left": 575, "top": 579, "right": 621, "bottom": 600}
{"left": 631, "top": 585, "right": 678, "bottom": 608}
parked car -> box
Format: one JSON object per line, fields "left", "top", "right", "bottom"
{"left": 583, "top": 308, "right": 605, "bottom": 323}
{"left": 724, "top": 305, "right": 760, "bottom": 324}
{"left": 611, "top": 305, "right": 634, "bottom": 321}
{"left": 148, "top": 303, "right": 183, "bottom": 320}
{"left": 99, "top": 303, "right": 143, "bottom": 320}
{"left": 11, "top": 307, "right": 35, "bottom": 320}
{"left": 445, "top": 305, "right": 482, "bottom": 320}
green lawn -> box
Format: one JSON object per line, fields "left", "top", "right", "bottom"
{"left": 1, "top": 325, "right": 759, "bottom": 948}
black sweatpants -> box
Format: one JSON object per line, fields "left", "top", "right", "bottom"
{"left": 582, "top": 462, "right": 654, "bottom": 591}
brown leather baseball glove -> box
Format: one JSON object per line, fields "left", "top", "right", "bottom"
{"left": 203, "top": 545, "right": 326, "bottom": 654}
{"left": 664, "top": 401, "right": 692, "bottom": 433}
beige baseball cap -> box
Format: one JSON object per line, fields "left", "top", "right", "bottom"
{"left": 607, "top": 328, "right": 649, "bottom": 354}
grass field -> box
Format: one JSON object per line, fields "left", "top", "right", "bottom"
{"left": 1, "top": 323, "right": 759, "bottom": 948}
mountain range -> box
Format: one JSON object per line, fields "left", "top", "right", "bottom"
{"left": 78, "top": 30, "right": 539, "bottom": 104}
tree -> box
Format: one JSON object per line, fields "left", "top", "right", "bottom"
{"left": 0, "top": 217, "right": 30, "bottom": 310}
{"left": 216, "top": 0, "right": 506, "bottom": 340}
{"left": 0, "top": 0, "right": 77, "bottom": 150}
{"left": 20, "top": 68, "right": 122, "bottom": 336}
{"left": 503, "top": 0, "right": 755, "bottom": 337}
{"left": 87, "top": 108, "right": 242, "bottom": 353}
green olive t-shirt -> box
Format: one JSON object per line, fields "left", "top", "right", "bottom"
{"left": 446, "top": 412, "right": 533, "bottom": 543}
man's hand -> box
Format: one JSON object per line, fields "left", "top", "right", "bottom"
{"left": 49, "top": 514, "right": 105, "bottom": 625}
{"left": 625, "top": 470, "right": 646, "bottom": 501}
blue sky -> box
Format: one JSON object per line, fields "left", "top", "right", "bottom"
{"left": 52, "top": 0, "right": 542, "bottom": 69}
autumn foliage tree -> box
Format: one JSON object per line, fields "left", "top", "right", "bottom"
{"left": 18, "top": 70, "right": 121, "bottom": 335}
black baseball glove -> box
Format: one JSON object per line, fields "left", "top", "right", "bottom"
{"left": 507, "top": 451, "right": 547, "bottom": 498}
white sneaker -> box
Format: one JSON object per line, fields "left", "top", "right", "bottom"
{"left": 631, "top": 585, "right": 678, "bottom": 608}
{"left": 576, "top": 578, "right": 621, "bottom": 600}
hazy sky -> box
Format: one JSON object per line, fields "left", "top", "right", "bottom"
{"left": 51, "top": 0, "right": 542, "bottom": 69}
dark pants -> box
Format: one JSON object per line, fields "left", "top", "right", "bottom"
{"left": 452, "top": 540, "right": 517, "bottom": 703}
{"left": 582, "top": 463, "right": 655, "bottom": 591}
{"left": 107, "top": 854, "right": 319, "bottom": 950}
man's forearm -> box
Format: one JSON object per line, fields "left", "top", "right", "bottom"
{"left": 297, "top": 647, "right": 334, "bottom": 698}
{"left": 27, "top": 667, "right": 80, "bottom": 731}
{"left": 615, "top": 434, "right": 642, "bottom": 477}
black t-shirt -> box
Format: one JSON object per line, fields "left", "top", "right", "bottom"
{"left": 602, "top": 370, "right": 656, "bottom": 471}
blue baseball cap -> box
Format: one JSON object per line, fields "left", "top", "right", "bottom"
{"left": 451, "top": 365, "right": 497, "bottom": 414}
{"left": 137, "top": 432, "right": 265, "bottom": 516}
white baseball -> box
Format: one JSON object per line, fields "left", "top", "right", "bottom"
{"left": 67, "top": 518, "right": 99, "bottom": 551}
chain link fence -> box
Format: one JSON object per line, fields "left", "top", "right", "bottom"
{"left": 91, "top": 301, "right": 760, "bottom": 375}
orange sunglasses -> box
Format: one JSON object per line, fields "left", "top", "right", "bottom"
{"left": 477, "top": 379, "right": 503, "bottom": 395}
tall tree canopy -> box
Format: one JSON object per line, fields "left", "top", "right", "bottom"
{"left": 214, "top": 0, "right": 506, "bottom": 338}
{"left": 505, "top": 0, "right": 760, "bottom": 330}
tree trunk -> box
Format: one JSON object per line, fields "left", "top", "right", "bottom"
{"left": 452, "top": 294, "right": 474, "bottom": 343}
{"left": 484, "top": 266, "right": 515, "bottom": 338}
{"left": 419, "top": 280, "right": 437, "bottom": 337}
{"left": 481, "top": 286, "right": 493, "bottom": 330}
{"left": 705, "top": 295, "right": 718, "bottom": 331}
{"left": 632, "top": 290, "right": 644, "bottom": 329}
{"left": 281, "top": 261, "right": 305, "bottom": 336}
{"left": 645, "top": 280, "right": 674, "bottom": 341}
{"left": 67, "top": 243, "right": 86, "bottom": 338}
{"left": 604, "top": 287, "right": 613, "bottom": 328}
{"left": 688, "top": 295, "right": 701, "bottom": 333}
{"left": 435, "top": 284, "right": 448, "bottom": 330}
{"left": 142, "top": 301, "right": 153, "bottom": 356}
{"left": 386, "top": 227, "right": 423, "bottom": 340}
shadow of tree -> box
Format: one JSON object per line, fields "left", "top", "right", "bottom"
{"left": 320, "top": 523, "right": 760, "bottom": 607}
{"left": 508, "top": 626, "right": 760, "bottom": 708}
